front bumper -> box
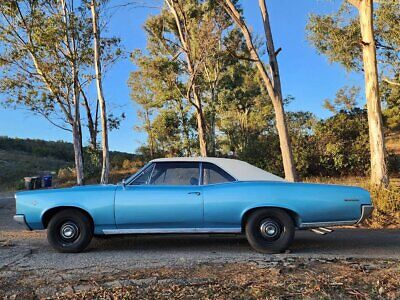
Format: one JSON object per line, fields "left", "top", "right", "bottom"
{"left": 13, "top": 215, "right": 32, "bottom": 231}
{"left": 356, "top": 204, "right": 374, "bottom": 224}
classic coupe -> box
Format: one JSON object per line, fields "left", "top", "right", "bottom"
{"left": 14, "top": 157, "right": 373, "bottom": 253}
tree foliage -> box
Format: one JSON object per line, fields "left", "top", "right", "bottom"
{"left": 306, "top": 0, "right": 400, "bottom": 131}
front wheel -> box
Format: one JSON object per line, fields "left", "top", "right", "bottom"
{"left": 245, "top": 208, "right": 295, "bottom": 253}
{"left": 47, "top": 209, "right": 93, "bottom": 253}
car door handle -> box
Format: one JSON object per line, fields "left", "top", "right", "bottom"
{"left": 188, "top": 192, "right": 201, "bottom": 196}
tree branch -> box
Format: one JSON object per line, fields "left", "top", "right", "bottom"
{"left": 383, "top": 77, "right": 400, "bottom": 87}
{"left": 347, "top": 0, "right": 361, "bottom": 9}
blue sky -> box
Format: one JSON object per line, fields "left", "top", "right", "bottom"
{"left": 0, "top": 0, "right": 364, "bottom": 153}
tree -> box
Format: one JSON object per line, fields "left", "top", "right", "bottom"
{"left": 220, "top": 0, "right": 297, "bottom": 181}
{"left": 129, "top": 70, "right": 159, "bottom": 159}
{"left": 89, "top": 0, "right": 109, "bottom": 183}
{"left": 163, "top": 0, "right": 205, "bottom": 156}
{"left": 323, "top": 85, "right": 361, "bottom": 113}
{"left": 131, "top": 0, "right": 232, "bottom": 157}
{"left": 306, "top": 0, "right": 399, "bottom": 186}
{"left": 0, "top": 0, "right": 93, "bottom": 184}
{"left": 314, "top": 108, "right": 370, "bottom": 176}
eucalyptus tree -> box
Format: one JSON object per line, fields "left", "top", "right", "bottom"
{"left": 130, "top": 48, "right": 194, "bottom": 156}
{"left": 307, "top": 0, "right": 399, "bottom": 187}
{"left": 88, "top": 0, "right": 109, "bottom": 183}
{"left": 220, "top": 0, "right": 297, "bottom": 182}
{"left": 0, "top": 0, "right": 94, "bottom": 184}
{"left": 0, "top": 0, "right": 121, "bottom": 184}
{"left": 130, "top": 0, "right": 232, "bottom": 156}
{"left": 161, "top": 0, "right": 234, "bottom": 156}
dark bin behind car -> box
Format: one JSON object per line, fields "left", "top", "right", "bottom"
{"left": 43, "top": 175, "right": 52, "bottom": 188}
{"left": 34, "top": 176, "right": 42, "bottom": 189}
{"left": 24, "top": 176, "right": 41, "bottom": 190}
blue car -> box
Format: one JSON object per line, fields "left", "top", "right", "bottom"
{"left": 14, "top": 157, "right": 373, "bottom": 253}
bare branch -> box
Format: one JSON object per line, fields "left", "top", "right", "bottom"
{"left": 383, "top": 77, "right": 400, "bottom": 86}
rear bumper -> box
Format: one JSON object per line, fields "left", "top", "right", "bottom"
{"left": 13, "top": 215, "right": 32, "bottom": 231}
{"left": 356, "top": 204, "right": 374, "bottom": 224}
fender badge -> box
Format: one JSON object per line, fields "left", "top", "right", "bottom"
{"left": 32, "top": 200, "right": 38, "bottom": 206}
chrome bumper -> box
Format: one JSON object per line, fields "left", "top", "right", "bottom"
{"left": 356, "top": 205, "right": 374, "bottom": 224}
{"left": 13, "top": 215, "right": 31, "bottom": 230}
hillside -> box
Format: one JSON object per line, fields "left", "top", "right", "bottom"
{"left": 0, "top": 136, "right": 138, "bottom": 190}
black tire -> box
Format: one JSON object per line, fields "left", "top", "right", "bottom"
{"left": 245, "top": 208, "right": 295, "bottom": 254}
{"left": 47, "top": 209, "right": 93, "bottom": 253}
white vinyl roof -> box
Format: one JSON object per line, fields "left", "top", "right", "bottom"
{"left": 150, "top": 157, "right": 285, "bottom": 182}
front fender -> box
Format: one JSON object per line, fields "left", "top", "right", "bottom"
{"left": 15, "top": 186, "right": 117, "bottom": 231}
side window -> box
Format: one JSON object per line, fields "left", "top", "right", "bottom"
{"left": 150, "top": 162, "right": 200, "bottom": 186}
{"left": 130, "top": 164, "right": 154, "bottom": 185}
{"left": 202, "top": 162, "right": 235, "bottom": 185}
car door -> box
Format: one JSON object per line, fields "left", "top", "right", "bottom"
{"left": 114, "top": 162, "right": 203, "bottom": 230}
{"left": 201, "top": 162, "right": 240, "bottom": 230}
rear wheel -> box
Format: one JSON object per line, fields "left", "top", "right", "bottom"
{"left": 245, "top": 208, "right": 295, "bottom": 253}
{"left": 47, "top": 209, "right": 93, "bottom": 253}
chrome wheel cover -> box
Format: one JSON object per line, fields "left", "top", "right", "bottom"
{"left": 59, "top": 222, "right": 79, "bottom": 242}
{"left": 259, "top": 219, "right": 282, "bottom": 240}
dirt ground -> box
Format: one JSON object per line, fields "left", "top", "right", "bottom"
{"left": 0, "top": 256, "right": 399, "bottom": 299}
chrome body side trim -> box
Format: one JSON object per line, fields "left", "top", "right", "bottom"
{"left": 299, "top": 220, "right": 357, "bottom": 228}
{"left": 102, "top": 227, "right": 242, "bottom": 235}
{"left": 13, "top": 215, "right": 32, "bottom": 231}
{"left": 356, "top": 204, "right": 374, "bottom": 224}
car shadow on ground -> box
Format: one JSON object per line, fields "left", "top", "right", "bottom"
{"left": 81, "top": 229, "right": 399, "bottom": 257}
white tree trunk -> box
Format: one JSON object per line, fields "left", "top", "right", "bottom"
{"left": 223, "top": 0, "right": 296, "bottom": 181}
{"left": 349, "top": 0, "right": 389, "bottom": 186}
{"left": 72, "top": 64, "right": 84, "bottom": 185}
{"left": 90, "top": 0, "right": 110, "bottom": 184}
{"left": 259, "top": 0, "right": 297, "bottom": 182}
{"left": 60, "top": 0, "right": 84, "bottom": 185}
{"left": 192, "top": 87, "right": 208, "bottom": 157}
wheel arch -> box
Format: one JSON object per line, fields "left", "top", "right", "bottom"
{"left": 241, "top": 206, "right": 300, "bottom": 231}
{"left": 41, "top": 206, "right": 94, "bottom": 229}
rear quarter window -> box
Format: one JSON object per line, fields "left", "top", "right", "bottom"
{"left": 202, "top": 162, "right": 236, "bottom": 185}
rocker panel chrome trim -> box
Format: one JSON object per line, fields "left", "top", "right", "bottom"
{"left": 102, "top": 228, "right": 242, "bottom": 235}
{"left": 299, "top": 220, "right": 357, "bottom": 228}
